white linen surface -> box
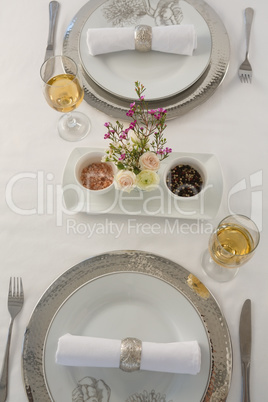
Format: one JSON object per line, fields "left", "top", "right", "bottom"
{"left": 1, "top": 0, "right": 268, "bottom": 400}
{"left": 56, "top": 333, "right": 201, "bottom": 375}
{"left": 87, "top": 25, "right": 197, "bottom": 56}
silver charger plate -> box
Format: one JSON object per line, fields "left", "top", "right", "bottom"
{"left": 63, "top": 0, "right": 230, "bottom": 119}
{"left": 22, "top": 251, "right": 232, "bottom": 401}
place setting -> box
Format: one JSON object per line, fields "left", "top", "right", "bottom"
{"left": 21, "top": 223, "right": 258, "bottom": 401}
{"left": 0, "top": 0, "right": 262, "bottom": 401}
{"left": 22, "top": 250, "right": 233, "bottom": 401}
{"left": 20, "top": 202, "right": 259, "bottom": 400}
{"left": 62, "top": 0, "right": 230, "bottom": 119}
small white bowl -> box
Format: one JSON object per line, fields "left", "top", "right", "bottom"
{"left": 74, "top": 151, "right": 117, "bottom": 194}
{"left": 163, "top": 156, "right": 208, "bottom": 200}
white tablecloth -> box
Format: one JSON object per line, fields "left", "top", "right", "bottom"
{"left": 0, "top": 0, "right": 267, "bottom": 401}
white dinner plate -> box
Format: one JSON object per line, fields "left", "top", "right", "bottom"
{"left": 79, "top": 0, "right": 212, "bottom": 101}
{"left": 44, "top": 273, "right": 210, "bottom": 401}
{"left": 62, "top": 148, "right": 224, "bottom": 220}
{"left": 22, "top": 251, "right": 232, "bottom": 401}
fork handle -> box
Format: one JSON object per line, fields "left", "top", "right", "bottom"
{"left": 245, "top": 8, "right": 254, "bottom": 56}
{"left": 0, "top": 319, "right": 14, "bottom": 402}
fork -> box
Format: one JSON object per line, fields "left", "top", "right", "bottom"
{"left": 238, "top": 8, "right": 254, "bottom": 83}
{"left": 0, "top": 278, "right": 24, "bottom": 402}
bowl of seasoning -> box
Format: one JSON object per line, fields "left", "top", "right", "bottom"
{"left": 163, "top": 156, "right": 207, "bottom": 200}
{"left": 75, "top": 152, "right": 117, "bottom": 194}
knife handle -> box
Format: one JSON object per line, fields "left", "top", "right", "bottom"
{"left": 47, "top": 1, "right": 59, "bottom": 47}
{"left": 241, "top": 361, "right": 250, "bottom": 402}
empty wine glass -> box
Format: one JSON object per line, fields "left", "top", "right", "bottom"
{"left": 40, "top": 55, "right": 91, "bottom": 141}
{"left": 202, "top": 214, "right": 260, "bottom": 282}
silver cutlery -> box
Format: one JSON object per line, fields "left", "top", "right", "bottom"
{"left": 238, "top": 8, "right": 254, "bottom": 83}
{"left": 239, "top": 299, "right": 251, "bottom": 402}
{"left": 44, "top": 1, "right": 60, "bottom": 62}
{"left": 0, "top": 278, "right": 24, "bottom": 402}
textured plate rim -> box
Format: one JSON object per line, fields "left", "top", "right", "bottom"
{"left": 22, "top": 250, "right": 232, "bottom": 401}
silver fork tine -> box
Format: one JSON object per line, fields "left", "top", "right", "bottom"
{"left": 11, "top": 278, "right": 22, "bottom": 298}
{"left": 0, "top": 277, "right": 24, "bottom": 401}
{"left": 19, "top": 278, "right": 24, "bottom": 299}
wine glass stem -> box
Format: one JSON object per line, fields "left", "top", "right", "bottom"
{"left": 66, "top": 113, "right": 79, "bottom": 128}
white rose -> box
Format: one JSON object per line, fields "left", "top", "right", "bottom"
{"left": 136, "top": 170, "right": 160, "bottom": 191}
{"left": 115, "top": 170, "right": 136, "bottom": 192}
{"left": 139, "top": 152, "right": 160, "bottom": 171}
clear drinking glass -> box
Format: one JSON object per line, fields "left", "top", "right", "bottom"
{"left": 202, "top": 214, "right": 260, "bottom": 282}
{"left": 40, "top": 55, "right": 91, "bottom": 141}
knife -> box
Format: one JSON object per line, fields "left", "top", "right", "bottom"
{"left": 239, "top": 299, "right": 252, "bottom": 402}
{"left": 44, "top": 1, "right": 59, "bottom": 62}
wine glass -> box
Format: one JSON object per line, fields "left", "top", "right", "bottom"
{"left": 202, "top": 214, "right": 260, "bottom": 282}
{"left": 40, "top": 55, "right": 91, "bottom": 141}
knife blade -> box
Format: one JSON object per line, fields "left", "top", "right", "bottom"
{"left": 239, "top": 299, "right": 251, "bottom": 402}
{"left": 44, "top": 1, "right": 59, "bottom": 62}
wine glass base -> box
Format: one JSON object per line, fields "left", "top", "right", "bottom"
{"left": 201, "top": 250, "right": 239, "bottom": 282}
{"left": 58, "top": 111, "right": 91, "bottom": 142}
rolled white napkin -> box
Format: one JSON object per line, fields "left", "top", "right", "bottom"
{"left": 56, "top": 334, "right": 201, "bottom": 375}
{"left": 87, "top": 25, "right": 197, "bottom": 56}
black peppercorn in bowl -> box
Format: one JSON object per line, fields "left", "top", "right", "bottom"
{"left": 163, "top": 156, "right": 208, "bottom": 200}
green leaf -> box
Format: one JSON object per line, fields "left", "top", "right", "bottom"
{"left": 133, "top": 167, "right": 141, "bottom": 175}
{"left": 116, "top": 162, "right": 125, "bottom": 170}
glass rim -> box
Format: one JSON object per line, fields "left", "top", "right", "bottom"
{"left": 213, "top": 214, "right": 260, "bottom": 256}
{"left": 40, "top": 55, "right": 78, "bottom": 86}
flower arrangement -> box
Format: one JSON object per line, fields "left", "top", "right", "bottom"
{"left": 102, "top": 81, "right": 172, "bottom": 192}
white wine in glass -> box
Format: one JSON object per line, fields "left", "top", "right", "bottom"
{"left": 41, "top": 55, "right": 91, "bottom": 141}
{"left": 202, "top": 214, "right": 260, "bottom": 282}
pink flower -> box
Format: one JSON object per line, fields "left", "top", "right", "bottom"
{"left": 126, "top": 110, "right": 134, "bottom": 117}
{"left": 119, "top": 131, "right": 127, "bottom": 140}
{"left": 115, "top": 170, "right": 136, "bottom": 192}
{"left": 165, "top": 147, "right": 172, "bottom": 154}
{"left": 129, "top": 120, "right": 137, "bottom": 130}
{"left": 104, "top": 133, "right": 110, "bottom": 139}
{"left": 119, "top": 153, "right": 126, "bottom": 160}
{"left": 157, "top": 147, "right": 172, "bottom": 155}
{"left": 139, "top": 151, "right": 160, "bottom": 171}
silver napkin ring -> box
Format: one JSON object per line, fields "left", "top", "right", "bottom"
{"left": 134, "top": 25, "right": 152, "bottom": 52}
{"left": 119, "top": 337, "right": 142, "bottom": 372}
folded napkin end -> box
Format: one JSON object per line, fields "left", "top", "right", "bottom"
{"left": 56, "top": 334, "right": 201, "bottom": 375}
